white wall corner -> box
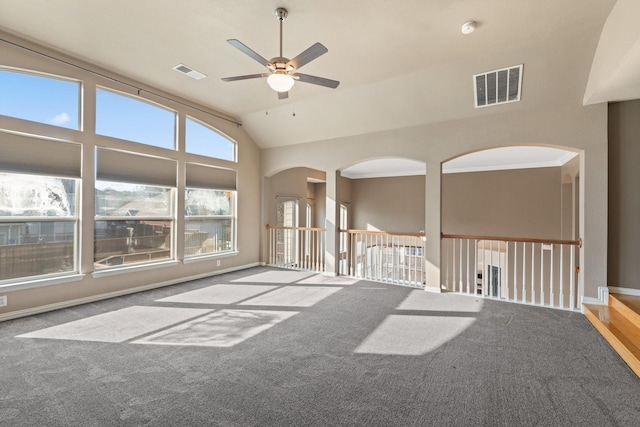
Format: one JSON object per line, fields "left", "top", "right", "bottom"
{"left": 598, "top": 286, "right": 610, "bottom": 304}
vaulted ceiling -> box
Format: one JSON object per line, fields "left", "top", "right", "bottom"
{"left": 0, "top": 0, "right": 636, "bottom": 152}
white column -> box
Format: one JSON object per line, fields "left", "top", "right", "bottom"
{"left": 324, "top": 170, "right": 340, "bottom": 275}
{"left": 424, "top": 160, "right": 442, "bottom": 292}
{"left": 80, "top": 81, "right": 97, "bottom": 275}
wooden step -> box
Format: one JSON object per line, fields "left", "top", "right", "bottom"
{"left": 610, "top": 294, "right": 640, "bottom": 326}
{"left": 583, "top": 302, "right": 640, "bottom": 377}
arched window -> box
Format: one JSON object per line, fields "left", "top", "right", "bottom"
{"left": 186, "top": 117, "right": 236, "bottom": 161}
{"left": 96, "top": 88, "right": 176, "bottom": 149}
{"left": 0, "top": 68, "right": 80, "bottom": 129}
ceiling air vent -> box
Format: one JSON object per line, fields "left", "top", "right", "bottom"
{"left": 474, "top": 64, "right": 522, "bottom": 108}
{"left": 173, "top": 63, "right": 207, "bottom": 80}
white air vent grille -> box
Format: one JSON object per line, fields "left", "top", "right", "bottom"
{"left": 474, "top": 64, "right": 522, "bottom": 108}
{"left": 173, "top": 64, "right": 207, "bottom": 80}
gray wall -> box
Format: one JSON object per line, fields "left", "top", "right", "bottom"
{"left": 442, "top": 167, "right": 562, "bottom": 239}
{"left": 341, "top": 168, "right": 564, "bottom": 238}
{"left": 310, "top": 182, "right": 326, "bottom": 229}
{"left": 266, "top": 167, "right": 326, "bottom": 228}
{"left": 350, "top": 175, "right": 425, "bottom": 233}
{"left": 608, "top": 100, "right": 640, "bottom": 289}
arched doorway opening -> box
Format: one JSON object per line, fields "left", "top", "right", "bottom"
{"left": 440, "top": 146, "right": 582, "bottom": 310}
{"left": 338, "top": 157, "right": 427, "bottom": 287}
{"left": 264, "top": 167, "right": 327, "bottom": 270}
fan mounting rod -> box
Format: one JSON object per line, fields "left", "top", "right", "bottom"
{"left": 274, "top": 7, "right": 288, "bottom": 21}
{"left": 274, "top": 8, "right": 288, "bottom": 58}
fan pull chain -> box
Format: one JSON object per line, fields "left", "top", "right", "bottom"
{"left": 292, "top": 90, "right": 296, "bottom": 117}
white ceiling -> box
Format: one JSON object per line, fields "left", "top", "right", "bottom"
{"left": 442, "top": 147, "right": 578, "bottom": 174}
{"left": 342, "top": 159, "right": 427, "bottom": 180}
{"left": 0, "top": 0, "right": 628, "bottom": 152}
{"left": 341, "top": 147, "right": 578, "bottom": 179}
{"left": 584, "top": 0, "right": 640, "bottom": 105}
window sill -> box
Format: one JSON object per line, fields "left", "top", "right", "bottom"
{"left": 183, "top": 251, "right": 239, "bottom": 264}
{"left": 92, "top": 260, "right": 180, "bottom": 278}
{"left": 0, "top": 273, "right": 85, "bottom": 292}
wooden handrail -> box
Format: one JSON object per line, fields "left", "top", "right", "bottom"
{"left": 441, "top": 233, "right": 582, "bottom": 248}
{"left": 266, "top": 224, "right": 326, "bottom": 232}
{"left": 340, "top": 229, "right": 425, "bottom": 237}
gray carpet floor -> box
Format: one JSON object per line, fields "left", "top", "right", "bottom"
{"left": 1, "top": 266, "right": 639, "bottom": 426}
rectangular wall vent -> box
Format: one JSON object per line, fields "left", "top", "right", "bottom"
{"left": 474, "top": 64, "right": 522, "bottom": 108}
{"left": 173, "top": 63, "right": 207, "bottom": 80}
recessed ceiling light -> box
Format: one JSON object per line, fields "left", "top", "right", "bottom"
{"left": 173, "top": 64, "right": 207, "bottom": 80}
{"left": 461, "top": 21, "right": 477, "bottom": 35}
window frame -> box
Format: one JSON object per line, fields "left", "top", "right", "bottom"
{"left": 93, "top": 180, "right": 177, "bottom": 271}
{"left": 184, "top": 188, "right": 237, "bottom": 259}
{"left": 0, "top": 61, "right": 244, "bottom": 287}
{"left": 0, "top": 171, "right": 80, "bottom": 285}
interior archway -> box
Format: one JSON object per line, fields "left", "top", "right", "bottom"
{"left": 440, "top": 145, "right": 582, "bottom": 310}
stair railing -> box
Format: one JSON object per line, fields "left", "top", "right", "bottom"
{"left": 339, "top": 229, "right": 425, "bottom": 288}
{"left": 266, "top": 225, "right": 326, "bottom": 272}
{"left": 441, "top": 233, "right": 581, "bottom": 310}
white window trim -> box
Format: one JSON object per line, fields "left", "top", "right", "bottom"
{"left": 0, "top": 273, "right": 85, "bottom": 292}
{"left": 91, "top": 260, "right": 180, "bottom": 278}
{"left": 183, "top": 250, "right": 239, "bottom": 264}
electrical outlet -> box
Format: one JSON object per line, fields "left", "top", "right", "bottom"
{"left": 0, "top": 295, "right": 7, "bottom": 307}
{"left": 216, "top": 260, "right": 221, "bottom": 267}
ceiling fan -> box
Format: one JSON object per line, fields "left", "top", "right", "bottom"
{"left": 221, "top": 7, "right": 339, "bottom": 100}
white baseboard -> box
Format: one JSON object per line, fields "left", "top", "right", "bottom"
{"left": 0, "top": 262, "right": 260, "bottom": 323}
{"left": 581, "top": 296, "right": 603, "bottom": 305}
{"left": 580, "top": 285, "right": 640, "bottom": 309}
{"left": 608, "top": 286, "right": 640, "bottom": 297}
{"left": 581, "top": 286, "right": 609, "bottom": 307}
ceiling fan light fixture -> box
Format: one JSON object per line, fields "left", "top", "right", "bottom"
{"left": 267, "top": 72, "right": 295, "bottom": 92}
{"left": 221, "top": 7, "right": 339, "bottom": 97}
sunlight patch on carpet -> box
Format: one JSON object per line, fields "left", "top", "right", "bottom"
{"left": 17, "top": 306, "right": 211, "bottom": 343}
{"left": 239, "top": 286, "right": 342, "bottom": 307}
{"left": 354, "top": 315, "right": 475, "bottom": 356}
{"left": 231, "top": 270, "right": 317, "bottom": 284}
{"left": 397, "top": 290, "right": 484, "bottom": 312}
{"left": 297, "top": 275, "right": 358, "bottom": 285}
{"left": 133, "top": 309, "right": 297, "bottom": 347}
{"left": 157, "top": 284, "right": 277, "bottom": 304}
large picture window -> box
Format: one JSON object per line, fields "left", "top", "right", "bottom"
{"left": 185, "top": 163, "right": 237, "bottom": 257}
{"left": 95, "top": 148, "right": 176, "bottom": 269}
{"left": 0, "top": 62, "right": 243, "bottom": 287}
{"left": 0, "top": 172, "right": 78, "bottom": 281}
{"left": 0, "top": 132, "right": 81, "bottom": 283}
{"left": 0, "top": 68, "right": 80, "bottom": 130}
{"left": 185, "top": 189, "right": 235, "bottom": 256}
